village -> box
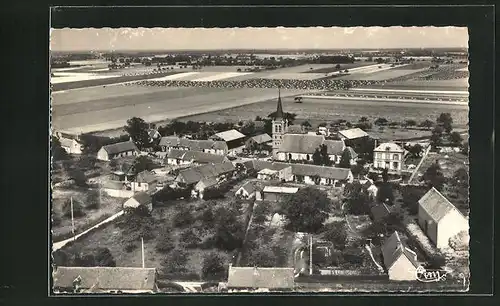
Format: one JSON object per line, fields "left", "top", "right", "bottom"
{"left": 51, "top": 90, "right": 470, "bottom": 293}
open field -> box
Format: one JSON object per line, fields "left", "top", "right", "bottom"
{"left": 305, "top": 62, "right": 377, "bottom": 74}
{"left": 52, "top": 85, "right": 311, "bottom": 134}
{"left": 339, "top": 68, "right": 429, "bottom": 81}
{"left": 360, "top": 78, "right": 469, "bottom": 92}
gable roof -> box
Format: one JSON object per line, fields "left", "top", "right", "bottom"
{"left": 263, "top": 186, "right": 299, "bottom": 194}
{"left": 324, "top": 140, "right": 346, "bottom": 155}
{"left": 195, "top": 177, "right": 219, "bottom": 189}
{"left": 167, "top": 149, "right": 227, "bottom": 164}
{"left": 159, "top": 137, "right": 228, "bottom": 151}
{"left": 250, "top": 134, "right": 272, "bottom": 144}
{"left": 239, "top": 181, "right": 257, "bottom": 194}
{"left": 374, "top": 142, "right": 404, "bottom": 153}
{"left": 243, "top": 160, "right": 291, "bottom": 172}
{"left": 135, "top": 171, "right": 157, "bottom": 184}
{"left": 101, "top": 141, "right": 138, "bottom": 155}
{"left": 227, "top": 266, "right": 294, "bottom": 289}
{"left": 382, "top": 231, "right": 419, "bottom": 271}
{"left": 338, "top": 128, "right": 369, "bottom": 140}
{"left": 279, "top": 134, "right": 325, "bottom": 154}
{"left": 211, "top": 129, "right": 246, "bottom": 142}
{"left": 418, "top": 187, "right": 464, "bottom": 223}
{"left": 130, "top": 192, "right": 152, "bottom": 205}
{"left": 370, "top": 203, "right": 391, "bottom": 221}
{"left": 158, "top": 136, "right": 180, "bottom": 147}
{"left": 291, "top": 164, "right": 352, "bottom": 180}
{"left": 177, "top": 162, "right": 236, "bottom": 185}
{"left": 344, "top": 146, "right": 359, "bottom": 159}
{"left": 52, "top": 267, "right": 156, "bottom": 291}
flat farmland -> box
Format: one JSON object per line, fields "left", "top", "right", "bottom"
{"left": 52, "top": 85, "right": 311, "bottom": 134}
{"left": 362, "top": 79, "right": 469, "bottom": 92}
{"left": 338, "top": 68, "right": 428, "bottom": 81}
{"left": 182, "top": 97, "right": 469, "bottom": 129}
{"left": 305, "top": 62, "right": 376, "bottom": 74}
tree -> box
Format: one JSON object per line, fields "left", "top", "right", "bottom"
{"left": 62, "top": 198, "right": 86, "bottom": 218}
{"left": 155, "top": 227, "right": 175, "bottom": 253}
{"left": 401, "top": 185, "right": 427, "bottom": 215}
{"left": 423, "top": 161, "right": 446, "bottom": 191}
{"left": 374, "top": 118, "right": 388, "bottom": 126}
{"left": 68, "top": 168, "right": 87, "bottom": 187}
{"left": 453, "top": 167, "right": 469, "bottom": 187}
{"left": 212, "top": 205, "right": 245, "bottom": 251}
{"left": 86, "top": 189, "right": 101, "bottom": 210}
{"left": 280, "top": 187, "right": 331, "bottom": 233}
{"left": 253, "top": 202, "right": 271, "bottom": 225}
{"left": 404, "top": 119, "right": 417, "bottom": 128}
{"left": 338, "top": 148, "right": 352, "bottom": 169}
{"left": 322, "top": 221, "right": 347, "bottom": 250}
{"left": 201, "top": 252, "right": 225, "bottom": 280}
{"left": 301, "top": 120, "right": 312, "bottom": 128}
{"left": 408, "top": 144, "right": 423, "bottom": 158}
{"left": 75, "top": 247, "right": 117, "bottom": 267}
{"left": 179, "top": 228, "right": 202, "bottom": 248}
{"left": 461, "top": 141, "right": 469, "bottom": 156}
{"left": 267, "top": 111, "right": 296, "bottom": 124}
{"left": 77, "top": 155, "right": 96, "bottom": 170}
{"left": 359, "top": 116, "right": 369, "bottom": 123}
{"left": 173, "top": 204, "right": 195, "bottom": 228}
{"left": 449, "top": 131, "right": 463, "bottom": 147}
{"left": 133, "top": 156, "right": 155, "bottom": 175}
{"left": 51, "top": 136, "right": 69, "bottom": 161}
{"left": 246, "top": 247, "right": 276, "bottom": 267}
{"left": 377, "top": 182, "right": 395, "bottom": 205}
{"left": 343, "top": 182, "right": 371, "bottom": 215}
{"left": 437, "top": 113, "right": 453, "bottom": 134}
{"left": 161, "top": 248, "right": 189, "bottom": 275}
{"left": 430, "top": 126, "right": 444, "bottom": 148}
{"left": 419, "top": 119, "right": 435, "bottom": 130}
{"left": 335, "top": 64, "right": 341, "bottom": 69}
{"left": 124, "top": 117, "right": 150, "bottom": 150}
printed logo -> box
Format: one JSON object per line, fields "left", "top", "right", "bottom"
{"left": 415, "top": 266, "right": 448, "bottom": 282}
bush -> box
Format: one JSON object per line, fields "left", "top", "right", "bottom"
{"left": 156, "top": 226, "right": 175, "bottom": 253}
{"left": 85, "top": 190, "right": 101, "bottom": 210}
{"left": 61, "top": 198, "right": 86, "bottom": 218}
{"left": 322, "top": 221, "right": 348, "bottom": 250}
{"left": 342, "top": 249, "right": 364, "bottom": 265}
{"left": 201, "top": 252, "right": 226, "bottom": 280}
{"left": 427, "top": 254, "right": 446, "bottom": 269}
{"left": 173, "top": 204, "right": 195, "bottom": 228}
{"left": 253, "top": 202, "right": 271, "bottom": 225}
{"left": 179, "top": 228, "right": 202, "bottom": 248}
{"left": 161, "top": 248, "right": 189, "bottom": 274}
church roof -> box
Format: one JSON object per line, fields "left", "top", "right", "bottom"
{"left": 275, "top": 88, "right": 284, "bottom": 119}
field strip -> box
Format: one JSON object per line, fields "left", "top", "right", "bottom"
{"left": 299, "top": 95, "right": 469, "bottom": 105}
{"left": 90, "top": 68, "right": 110, "bottom": 72}
{"left": 351, "top": 88, "right": 469, "bottom": 95}
{"left": 148, "top": 71, "right": 200, "bottom": 81}
{"left": 51, "top": 73, "right": 123, "bottom": 84}
{"left": 456, "top": 67, "right": 469, "bottom": 72}
{"left": 191, "top": 72, "right": 254, "bottom": 82}
{"left": 52, "top": 66, "right": 86, "bottom": 72}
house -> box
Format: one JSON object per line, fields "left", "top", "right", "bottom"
{"left": 290, "top": 164, "right": 354, "bottom": 187}
{"left": 370, "top": 203, "right": 391, "bottom": 222}
{"left": 361, "top": 178, "right": 378, "bottom": 200}
{"left": 318, "top": 126, "right": 334, "bottom": 137}
{"left": 259, "top": 186, "right": 299, "bottom": 202}
{"left": 97, "top": 141, "right": 139, "bottom": 161}
{"left": 342, "top": 146, "right": 359, "bottom": 166}
{"left": 158, "top": 137, "right": 228, "bottom": 155}
{"left": 58, "top": 137, "right": 84, "bottom": 155}
{"left": 417, "top": 187, "right": 469, "bottom": 249}
{"left": 245, "top": 133, "right": 272, "bottom": 152}
{"left": 373, "top": 142, "right": 405, "bottom": 173}
{"left": 174, "top": 162, "right": 236, "bottom": 187}
{"left": 257, "top": 164, "right": 293, "bottom": 182}
{"left": 337, "top": 128, "right": 369, "bottom": 141}
{"left": 193, "top": 177, "right": 219, "bottom": 199}
{"left": 130, "top": 170, "right": 158, "bottom": 192}
{"left": 227, "top": 264, "right": 294, "bottom": 291}
{"left": 148, "top": 128, "right": 161, "bottom": 143}
{"left": 381, "top": 231, "right": 419, "bottom": 281}
{"left": 123, "top": 192, "right": 153, "bottom": 212}
{"left": 235, "top": 181, "right": 257, "bottom": 199}
{"left": 109, "top": 163, "right": 135, "bottom": 182}
{"left": 210, "top": 129, "right": 246, "bottom": 153}
{"left": 275, "top": 134, "right": 346, "bottom": 164}
{"left": 101, "top": 180, "right": 134, "bottom": 198}
{"left": 52, "top": 267, "right": 158, "bottom": 293}
{"left": 166, "top": 149, "right": 229, "bottom": 166}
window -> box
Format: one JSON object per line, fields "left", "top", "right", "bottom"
{"left": 393, "top": 162, "right": 399, "bottom": 169}
{"left": 306, "top": 154, "right": 310, "bottom": 161}
{"left": 385, "top": 161, "right": 390, "bottom": 168}
{"left": 393, "top": 154, "right": 399, "bottom": 160}
{"left": 288, "top": 153, "right": 292, "bottom": 160}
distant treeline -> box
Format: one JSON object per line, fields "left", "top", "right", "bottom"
{"left": 315, "top": 55, "right": 356, "bottom": 64}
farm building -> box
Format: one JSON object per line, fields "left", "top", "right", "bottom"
{"left": 235, "top": 181, "right": 258, "bottom": 199}
{"left": 245, "top": 133, "right": 272, "bottom": 152}
{"left": 373, "top": 142, "right": 405, "bottom": 174}
{"left": 258, "top": 186, "right": 299, "bottom": 202}
{"left": 109, "top": 163, "right": 135, "bottom": 182}
{"left": 342, "top": 146, "right": 359, "bottom": 166}
{"left": 58, "top": 137, "right": 84, "bottom": 155}
{"left": 123, "top": 191, "right": 153, "bottom": 212}
{"left": 417, "top": 187, "right": 469, "bottom": 250}
{"left": 192, "top": 177, "right": 219, "bottom": 199}
{"left": 227, "top": 264, "right": 295, "bottom": 291}
{"left": 97, "top": 141, "right": 139, "bottom": 161}
{"left": 52, "top": 267, "right": 158, "bottom": 293}
{"left": 381, "top": 231, "right": 419, "bottom": 281}
{"left": 166, "top": 149, "right": 229, "bottom": 166}
{"left": 210, "top": 129, "right": 247, "bottom": 153}
{"left": 257, "top": 164, "right": 293, "bottom": 182}
{"left": 337, "top": 128, "right": 369, "bottom": 141}
{"left": 129, "top": 170, "right": 158, "bottom": 193}
{"left": 158, "top": 136, "right": 228, "bottom": 155}
{"left": 174, "top": 162, "right": 236, "bottom": 188}
{"left": 101, "top": 180, "right": 134, "bottom": 198}
{"left": 290, "top": 164, "right": 354, "bottom": 187}
{"left": 275, "top": 134, "right": 346, "bottom": 164}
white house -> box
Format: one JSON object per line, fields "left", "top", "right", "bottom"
{"left": 193, "top": 177, "right": 219, "bottom": 199}
{"left": 166, "top": 149, "right": 229, "bottom": 166}
{"left": 382, "top": 231, "right": 419, "bottom": 281}
{"left": 97, "top": 141, "right": 139, "bottom": 161}
{"left": 256, "top": 164, "right": 293, "bottom": 182}
{"left": 59, "top": 137, "right": 84, "bottom": 155}
{"left": 417, "top": 187, "right": 469, "bottom": 250}
{"left": 129, "top": 171, "right": 157, "bottom": 193}
{"left": 290, "top": 164, "right": 354, "bottom": 187}
{"left": 275, "top": 134, "right": 346, "bottom": 164}
{"left": 373, "top": 142, "right": 405, "bottom": 173}
{"left": 259, "top": 186, "right": 299, "bottom": 202}
{"left": 123, "top": 192, "right": 153, "bottom": 212}
{"left": 235, "top": 181, "right": 257, "bottom": 199}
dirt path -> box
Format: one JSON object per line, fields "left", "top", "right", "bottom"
{"left": 408, "top": 145, "right": 432, "bottom": 184}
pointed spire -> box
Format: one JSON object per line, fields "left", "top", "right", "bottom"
{"left": 275, "top": 86, "right": 284, "bottom": 119}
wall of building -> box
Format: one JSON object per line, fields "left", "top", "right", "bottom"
{"left": 388, "top": 256, "right": 417, "bottom": 281}
{"left": 130, "top": 182, "right": 150, "bottom": 192}
{"left": 97, "top": 148, "right": 109, "bottom": 161}
{"left": 437, "top": 210, "right": 469, "bottom": 249}
{"left": 418, "top": 208, "right": 439, "bottom": 247}
{"left": 373, "top": 151, "right": 404, "bottom": 171}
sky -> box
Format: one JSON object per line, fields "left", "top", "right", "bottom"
{"left": 50, "top": 27, "right": 468, "bottom": 51}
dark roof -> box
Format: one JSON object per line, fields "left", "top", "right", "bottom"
{"left": 167, "top": 149, "right": 227, "bottom": 164}
{"left": 227, "top": 266, "right": 294, "bottom": 289}
{"left": 250, "top": 134, "right": 272, "bottom": 144}
{"left": 101, "top": 141, "right": 138, "bottom": 155}
{"left": 135, "top": 171, "right": 157, "bottom": 184}
{"left": 238, "top": 181, "right": 257, "bottom": 194}
{"left": 159, "top": 137, "right": 228, "bottom": 151}
{"left": 291, "top": 164, "right": 352, "bottom": 180}
{"left": 344, "top": 147, "right": 359, "bottom": 159}
{"left": 324, "top": 140, "right": 346, "bottom": 155}
{"left": 131, "top": 192, "right": 152, "bottom": 205}
{"left": 275, "top": 89, "right": 284, "bottom": 119}
{"left": 177, "top": 162, "right": 236, "bottom": 185}
{"left": 102, "top": 180, "right": 125, "bottom": 190}
{"left": 52, "top": 267, "right": 157, "bottom": 291}
{"left": 418, "top": 187, "right": 464, "bottom": 223}
{"left": 370, "top": 203, "right": 391, "bottom": 221}
{"left": 279, "top": 134, "right": 324, "bottom": 154}
{"left": 382, "top": 231, "right": 419, "bottom": 270}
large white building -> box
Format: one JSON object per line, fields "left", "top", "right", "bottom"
{"left": 373, "top": 142, "right": 405, "bottom": 173}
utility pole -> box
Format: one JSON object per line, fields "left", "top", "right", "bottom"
{"left": 70, "top": 196, "right": 75, "bottom": 241}
{"left": 141, "top": 237, "right": 145, "bottom": 268}
{"left": 309, "top": 234, "right": 313, "bottom": 276}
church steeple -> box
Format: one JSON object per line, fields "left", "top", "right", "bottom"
{"left": 275, "top": 87, "right": 284, "bottom": 119}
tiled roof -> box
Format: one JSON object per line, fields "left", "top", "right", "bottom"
{"left": 243, "top": 160, "right": 290, "bottom": 172}
{"left": 227, "top": 266, "right": 294, "bottom": 289}
{"left": 52, "top": 267, "right": 157, "bottom": 291}
{"left": 159, "top": 137, "right": 227, "bottom": 151}
{"left": 418, "top": 187, "right": 464, "bottom": 223}
{"left": 324, "top": 140, "right": 346, "bottom": 155}
{"left": 239, "top": 181, "right": 257, "bottom": 194}
{"left": 382, "top": 231, "right": 419, "bottom": 270}
{"left": 101, "top": 141, "right": 138, "bottom": 155}
{"left": 279, "top": 134, "right": 325, "bottom": 154}
{"left": 131, "top": 192, "right": 152, "bottom": 205}
{"left": 290, "top": 164, "right": 352, "bottom": 180}
{"left": 344, "top": 147, "right": 359, "bottom": 159}
{"left": 167, "top": 149, "right": 227, "bottom": 164}
{"left": 135, "top": 171, "right": 157, "bottom": 184}
{"left": 263, "top": 186, "right": 299, "bottom": 194}
{"left": 177, "top": 162, "right": 235, "bottom": 185}
{"left": 196, "top": 177, "right": 219, "bottom": 189}
{"left": 338, "top": 128, "right": 369, "bottom": 140}
{"left": 374, "top": 142, "right": 404, "bottom": 153}
{"left": 159, "top": 136, "right": 180, "bottom": 147}
{"left": 211, "top": 129, "right": 246, "bottom": 142}
{"left": 250, "top": 134, "right": 272, "bottom": 144}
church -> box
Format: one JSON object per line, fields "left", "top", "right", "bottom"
{"left": 271, "top": 90, "right": 348, "bottom": 165}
